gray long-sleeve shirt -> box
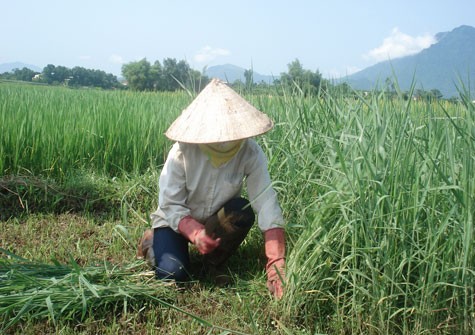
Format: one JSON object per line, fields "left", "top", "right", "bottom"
{"left": 150, "top": 139, "right": 284, "bottom": 232}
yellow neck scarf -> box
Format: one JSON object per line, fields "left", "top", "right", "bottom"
{"left": 199, "top": 140, "right": 244, "bottom": 168}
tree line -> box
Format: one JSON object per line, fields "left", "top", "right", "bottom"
{"left": 0, "top": 65, "right": 121, "bottom": 89}
{"left": 121, "top": 57, "right": 329, "bottom": 95}
{"left": 0, "top": 58, "right": 327, "bottom": 94}
{"left": 121, "top": 58, "right": 204, "bottom": 91}
{"left": 0, "top": 58, "right": 449, "bottom": 100}
{"left": 0, "top": 58, "right": 208, "bottom": 92}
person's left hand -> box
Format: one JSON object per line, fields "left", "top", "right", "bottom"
{"left": 264, "top": 228, "right": 286, "bottom": 299}
{"left": 266, "top": 258, "right": 285, "bottom": 299}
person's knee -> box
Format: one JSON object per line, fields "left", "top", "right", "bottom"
{"left": 152, "top": 227, "right": 190, "bottom": 282}
{"left": 224, "top": 197, "right": 255, "bottom": 228}
{"left": 155, "top": 255, "right": 189, "bottom": 282}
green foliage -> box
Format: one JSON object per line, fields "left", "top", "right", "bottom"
{"left": 0, "top": 65, "right": 120, "bottom": 89}
{"left": 121, "top": 57, "right": 207, "bottom": 92}
{"left": 121, "top": 59, "right": 153, "bottom": 91}
{"left": 278, "top": 59, "right": 326, "bottom": 95}
{"left": 0, "top": 67, "right": 38, "bottom": 81}
{"left": 39, "top": 64, "right": 120, "bottom": 88}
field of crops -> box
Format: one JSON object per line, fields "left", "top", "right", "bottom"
{"left": 1, "top": 81, "right": 474, "bottom": 334}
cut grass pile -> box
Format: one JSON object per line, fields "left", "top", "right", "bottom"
{"left": 0, "top": 254, "right": 175, "bottom": 332}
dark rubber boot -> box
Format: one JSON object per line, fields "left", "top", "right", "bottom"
{"left": 202, "top": 197, "right": 255, "bottom": 285}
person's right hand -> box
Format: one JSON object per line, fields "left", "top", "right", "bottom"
{"left": 178, "top": 216, "right": 221, "bottom": 254}
{"left": 194, "top": 228, "right": 221, "bottom": 254}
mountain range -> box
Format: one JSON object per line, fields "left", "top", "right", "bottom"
{"left": 342, "top": 25, "right": 475, "bottom": 98}
{"left": 2, "top": 25, "right": 473, "bottom": 97}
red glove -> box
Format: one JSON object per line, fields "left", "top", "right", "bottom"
{"left": 178, "top": 216, "right": 221, "bottom": 254}
{"left": 264, "top": 228, "right": 286, "bottom": 299}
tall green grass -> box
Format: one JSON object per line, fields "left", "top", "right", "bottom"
{"left": 265, "top": 89, "right": 475, "bottom": 333}
{"left": 0, "top": 82, "right": 189, "bottom": 179}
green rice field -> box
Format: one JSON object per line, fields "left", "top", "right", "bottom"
{"left": 1, "top": 81, "right": 474, "bottom": 334}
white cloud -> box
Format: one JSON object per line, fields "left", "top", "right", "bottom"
{"left": 364, "top": 27, "right": 436, "bottom": 62}
{"left": 193, "top": 46, "right": 230, "bottom": 63}
{"left": 109, "top": 54, "right": 125, "bottom": 64}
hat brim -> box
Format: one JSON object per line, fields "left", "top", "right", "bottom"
{"left": 165, "top": 79, "right": 274, "bottom": 143}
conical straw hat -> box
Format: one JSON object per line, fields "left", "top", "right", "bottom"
{"left": 165, "top": 78, "right": 274, "bottom": 143}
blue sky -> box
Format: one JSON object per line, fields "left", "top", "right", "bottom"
{"left": 2, "top": 0, "right": 474, "bottom": 78}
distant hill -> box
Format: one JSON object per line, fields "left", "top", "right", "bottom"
{"left": 341, "top": 25, "right": 475, "bottom": 98}
{"left": 0, "top": 62, "right": 42, "bottom": 73}
{"left": 205, "top": 64, "right": 278, "bottom": 84}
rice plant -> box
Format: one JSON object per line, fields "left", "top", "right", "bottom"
{"left": 0, "top": 83, "right": 189, "bottom": 180}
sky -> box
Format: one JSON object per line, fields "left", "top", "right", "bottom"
{"left": 2, "top": 0, "right": 475, "bottom": 78}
